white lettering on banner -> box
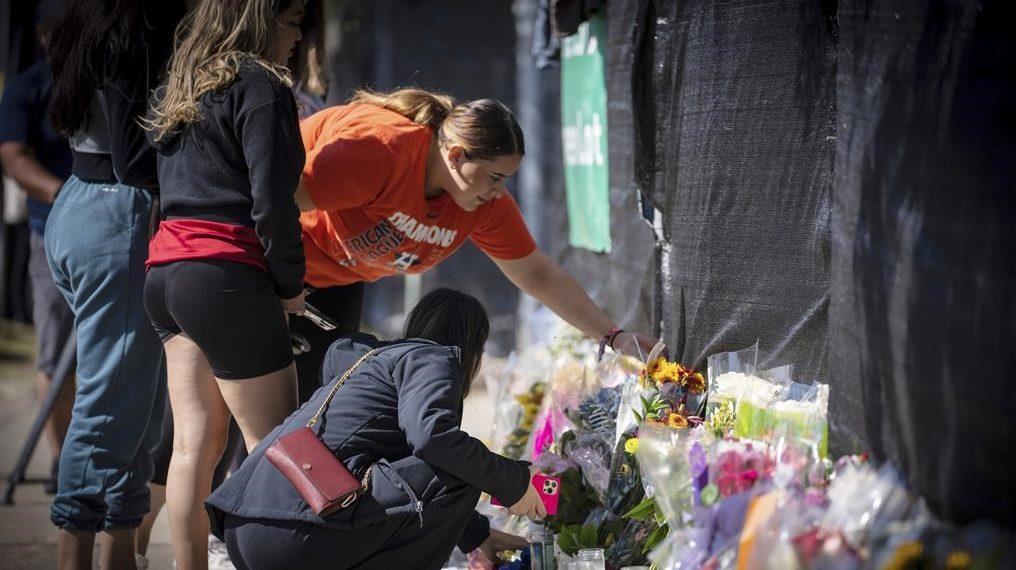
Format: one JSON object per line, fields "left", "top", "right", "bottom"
{"left": 562, "top": 110, "right": 605, "bottom": 167}
{"left": 561, "top": 22, "right": 598, "bottom": 58}
{"left": 386, "top": 211, "right": 458, "bottom": 247}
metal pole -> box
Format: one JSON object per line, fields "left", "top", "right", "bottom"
{"left": 3, "top": 333, "right": 75, "bottom": 505}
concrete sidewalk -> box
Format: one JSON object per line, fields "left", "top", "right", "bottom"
{"left": 0, "top": 320, "right": 497, "bottom": 570}
{"left": 0, "top": 321, "right": 176, "bottom": 569}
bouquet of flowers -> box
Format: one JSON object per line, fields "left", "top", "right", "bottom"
{"left": 703, "top": 345, "right": 828, "bottom": 457}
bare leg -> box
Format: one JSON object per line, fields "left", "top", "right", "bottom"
{"left": 135, "top": 482, "right": 166, "bottom": 557}
{"left": 56, "top": 529, "right": 94, "bottom": 570}
{"left": 97, "top": 528, "right": 137, "bottom": 570}
{"left": 36, "top": 369, "right": 75, "bottom": 462}
{"left": 164, "top": 335, "right": 230, "bottom": 570}
{"left": 217, "top": 362, "right": 298, "bottom": 452}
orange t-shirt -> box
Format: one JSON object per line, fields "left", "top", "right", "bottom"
{"left": 299, "top": 103, "right": 537, "bottom": 287}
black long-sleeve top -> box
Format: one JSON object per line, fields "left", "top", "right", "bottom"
{"left": 69, "top": 6, "right": 182, "bottom": 189}
{"left": 152, "top": 62, "right": 306, "bottom": 298}
{"left": 206, "top": 334, "right": 529, "bottom": 552}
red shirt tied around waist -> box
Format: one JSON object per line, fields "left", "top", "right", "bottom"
{"left": 146, "top": 218, "right": 268, "bottom": 271}
{"left": 298, "top": 103, "right": 538, "bottom": 288}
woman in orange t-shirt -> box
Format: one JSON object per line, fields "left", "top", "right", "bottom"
{"left": 290, "top": 88, "right": 660, "bottom": 400}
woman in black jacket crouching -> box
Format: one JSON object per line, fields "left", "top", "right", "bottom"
{"left": 206, "top": 288, "right": 547, "bottom": 569}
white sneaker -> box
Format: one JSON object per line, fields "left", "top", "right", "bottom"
{"left": 208, "top": 533, "right": 236, "bottom": 570}
{"left": 134, "top": 553, "right": 150, "bottom": 570}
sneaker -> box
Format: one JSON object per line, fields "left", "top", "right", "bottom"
{"left": 208, "top": 533, "right": 236, "bottom": 570}
{"left": 134, "top": 553, "right": 150, "bottom": 570}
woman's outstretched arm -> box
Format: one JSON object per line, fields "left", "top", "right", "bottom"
{"left": 492, "top": 248, "right": 661, "bottom": 359}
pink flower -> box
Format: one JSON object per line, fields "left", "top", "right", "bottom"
{"left": 717, "top": 473, "right": 739, "bottom": 497}
{"left": 737, "top": 469, "right": 759, "bottom": 492}
{"left": 530, "top": 415, "right": 554, "bottom": 462}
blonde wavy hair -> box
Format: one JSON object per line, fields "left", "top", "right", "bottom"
{"left": 351, "top": 88, "right": 525, "bottom": 160}
{"left": 147, "top": 0, "right": 295, "bottom": 142}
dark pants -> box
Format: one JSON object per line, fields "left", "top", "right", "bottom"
{"left": 223, "top": 478, "right": 480, "bottom": 570}
{"left": 291, "top": 283, "right": 365, "bottom": 404}
{"left": 145, "top": 259, "right": 294, "bottom": 379}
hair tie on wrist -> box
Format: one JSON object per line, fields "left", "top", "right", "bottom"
{"left": 597, "top": 326, "right": 624, "bottom": 361}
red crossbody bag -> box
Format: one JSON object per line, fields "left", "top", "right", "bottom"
{"left": 265, "top": 348, "right": 379, "bottom": 516}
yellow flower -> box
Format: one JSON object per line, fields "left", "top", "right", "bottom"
{"left": 665, "top": 412, "right": 690, "bottom": 429}
{"left": 640, "top": 358, "right": 666, "bottom": 386}
{"left": 653, "top": 361, "right": 682, "bottom": 384}
{"left": 945, "top": 551, "right": 971, "bottom": 570}
{"left": 624, "top": 438, "right": 640, "bottom": 455}
{"left": 884, "top": 541, "right": 925, "bottom": 570}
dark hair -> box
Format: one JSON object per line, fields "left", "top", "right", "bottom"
{"left": 404, "top": 288, "right": 490, "bottom": 398}
{"left": 48, "top": 0, "right": 182, "bottom": 135}
{"left": 34, "top": 0, "right": 64, "bottom": 36}
{"left": 442, "top": 98, "right": 525, "bottom": 160}
{"left": 289, "top": 0, "right": 326, "bottom": 97}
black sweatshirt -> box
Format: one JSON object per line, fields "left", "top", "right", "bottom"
{"left": 152, "top": 62, "right": 306, "bottom": 298}
{"left": 70, "top": 7, "right": 182, "bottom": 189}
{"left": 206, "top": 335, "right": 529, "bottom": 551}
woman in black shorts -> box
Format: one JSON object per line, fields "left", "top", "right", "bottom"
{"left": 142, "top": 0, "right": 306, "bottom": 567}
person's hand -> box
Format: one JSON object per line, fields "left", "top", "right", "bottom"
{"left": 611, "top": 331, "right": 667, "bottom": 361}
{"left": 472, "top": 528, "right": 529, "bottom": 568}
{"left": 508, "top": 470, "right": 547, "bottom": 521}
{"left": 281, "top": 290, "right": 306, "bottom": 316}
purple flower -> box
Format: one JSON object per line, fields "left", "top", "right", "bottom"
{"left": 690, "top": 442, "right": 709, "bottom": 506}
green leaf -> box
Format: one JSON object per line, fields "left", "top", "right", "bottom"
{"left": 558, "top": 527, "right": 578, "bottom": 555}
{"left": 623, "top": 497, "right": 657, "bottom": 520}
{"left": 652, "top": 502, "right": 667, "bottom": 525}
{"left": 579, "top": 524, "right": 598, "bottom": 548}
{"left": 643, "top": 523, "right": 670, "bottom": 554}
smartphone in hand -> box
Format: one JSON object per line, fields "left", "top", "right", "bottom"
{"left": 491, "top": 473, "right": 560, "bottom": 515}
{"left": 300, "top": 301, "right": 338, "bottom": 331}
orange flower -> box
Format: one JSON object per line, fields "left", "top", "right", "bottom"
{"left": 683, "top": 371, "right": 706, "bottom": 394}
{"left": 665, "top": 412, "right": 690, "bottom": 429}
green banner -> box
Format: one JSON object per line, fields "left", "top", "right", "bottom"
{"left": 561, "top": 15, "right": 610, "bottom": 253}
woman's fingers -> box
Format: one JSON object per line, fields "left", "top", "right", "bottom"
{"left": 614, "top": 331, "right": 666, "bottom": 360}
{"left": 281, "top": 290, "right": 306, "bottom": 315}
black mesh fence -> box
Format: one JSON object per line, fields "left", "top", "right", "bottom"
{"left": 831, "top": 0, "right": 1016, "bottom": 526}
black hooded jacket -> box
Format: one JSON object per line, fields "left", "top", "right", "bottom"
{"left": 206, "top": 334, "right": 530, "bottom": 551}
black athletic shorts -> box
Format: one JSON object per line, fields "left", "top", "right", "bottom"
{"left": 144, "top": 259, "right": 293, "bottom": 379}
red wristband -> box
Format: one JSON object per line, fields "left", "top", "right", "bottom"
{"left": 597, "top": 326, "right": 624, "bottom": 361}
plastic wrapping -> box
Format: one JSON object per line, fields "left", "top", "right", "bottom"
{"left": 632, "top": 424, "right": 698, "bottom": 527}
{"left": 734, "top": 381, "right": 829, "bottom": 458}
{"left": 486, "top": 350, "right": 551, "bottom": 461}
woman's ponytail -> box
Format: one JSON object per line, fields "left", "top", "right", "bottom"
{"left": 350, "top": 88, "right": 454, "bottom": 132}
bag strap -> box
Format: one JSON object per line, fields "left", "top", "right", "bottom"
{"left": 307, "top": 347, "right": 382, "bottom": 429}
